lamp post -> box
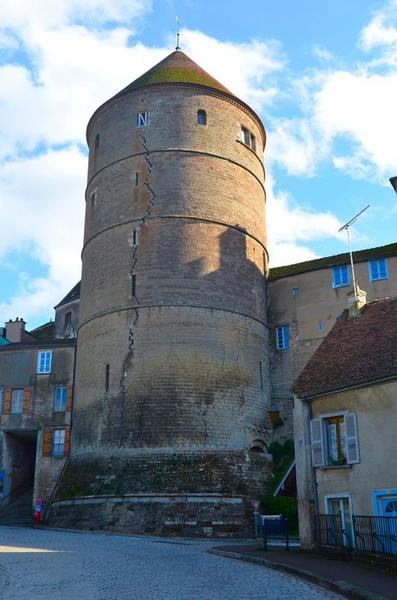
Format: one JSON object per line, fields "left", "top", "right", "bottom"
{"left": 390, "top": 176, "right": 397, "bottom": 194}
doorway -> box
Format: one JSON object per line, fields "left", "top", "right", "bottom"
{"left": 326, "top": 495, "right": 354, "bottom": 548}
{"left": 2, "top": 430, "right": 38, "bottom": 502}
{"left": 378, "top": 494, "right": 397, "bottom": 554}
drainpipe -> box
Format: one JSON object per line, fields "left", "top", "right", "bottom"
{"left": 307, "top": 399, "right": 319, "bottom": 547}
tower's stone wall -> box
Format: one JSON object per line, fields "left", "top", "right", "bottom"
{"left": 51, "top": 73, "right": 271, "bottom": 536}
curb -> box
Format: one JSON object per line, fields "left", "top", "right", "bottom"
{"left": 207, "top": 549, "right": 390, "bottom": 600}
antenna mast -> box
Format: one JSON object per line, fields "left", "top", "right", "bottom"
{"left": 176, "top": 16, "right": 181, "bottom": 50}
{"left": 338, "top": 205, "right": 370, "bottom": 301}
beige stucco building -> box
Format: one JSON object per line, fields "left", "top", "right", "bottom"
{"left": 0, "top": 286, "right": 79, "bottom": 522}
{"left": 293, "top": 297, "right": 397, "bottom": 549}
{"left": 268, "top": 243, "right": 397, "bottom": 441}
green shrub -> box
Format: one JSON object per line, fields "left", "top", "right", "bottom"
{"left": 260, "top": 495, "right": 298, "bottom": 534}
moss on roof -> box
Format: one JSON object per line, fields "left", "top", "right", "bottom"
{"left": 111, "top": 50, "right": 232, "bottom": 101}
{"left": 29, "top": 321, "right": 56, "bottom": 343}
{"left": 268, "top": 241, "right": 397, "bottom": 281}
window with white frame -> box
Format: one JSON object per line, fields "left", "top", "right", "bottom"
{"left": 52, "top": 429, "right": 65, "bottom": 457}
{"left": 368, "top": 258, "right": 388, "bottom": 281}
{"left": 11, "top": 389, "right": 23, "bottom": 414}
{"left": 37, "top": 351, "right": 52, "bottom": 374}
{"left": 137, "top": 111, "right": 148, "bottom": 127}
{"left": 310, "top": 413, "right": 360, "bottom": 468}
{"left": 332, "top": 265, "right": 350, "bottom": 288}
{"left": 54, "top": 386, "right": 67, "bottom": 412}
{"left": 276, "top": 325, "right": 289, "bottom": 350}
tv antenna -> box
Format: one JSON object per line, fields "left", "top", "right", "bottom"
{"left": 176, "top": 16, "right": 181, "bottom": 50}
{"left": 338, "top": 205, "right": 370, "bottom": 301}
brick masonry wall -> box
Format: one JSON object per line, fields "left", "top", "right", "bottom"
{"left": 63, "top": 81, "right": 271, "bottom": 533}
{"left": 49, "top": 450, "right": 268, "bottom": 536}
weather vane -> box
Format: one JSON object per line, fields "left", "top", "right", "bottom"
{"left": 176, "top": 16, "right": 181, "bottom": 50}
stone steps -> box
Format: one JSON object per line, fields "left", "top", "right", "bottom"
{"left": 0, "top": 490, "right": 33, "bottom": 526}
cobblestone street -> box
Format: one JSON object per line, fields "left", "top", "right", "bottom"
{"left": 0, "top": 527, "right": 342, "bottom": 599}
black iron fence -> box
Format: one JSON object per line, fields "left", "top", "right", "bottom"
{"left": 315, "top": 514, "right": 397, "bottom": 556}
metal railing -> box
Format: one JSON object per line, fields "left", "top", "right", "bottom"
{"left": 354, "top": 515, "right": 397, "bottom": 556}
{"left": 315, "top": 513, "right": 346, "bottom": 548}
{"left": 315, "top": 513, "right": 397, "bottom": 556}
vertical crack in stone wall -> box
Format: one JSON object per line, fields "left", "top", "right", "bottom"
{"left": 128, "top": 133, "right": 157, "bottom": 351}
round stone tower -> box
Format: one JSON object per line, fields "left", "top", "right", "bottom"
{"left": 52, "top": 50, "right": 271, "bottom": 536}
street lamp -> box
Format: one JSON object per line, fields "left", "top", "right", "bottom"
{"left": 390, "top": 176, "right": 397, "bottom": 194}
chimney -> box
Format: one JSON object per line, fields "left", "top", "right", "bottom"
{"left": 5, "top": 318, "right": 26, "bottom": 343}
{"left": 348, "top": 286, "right": 367, "bottom": 318}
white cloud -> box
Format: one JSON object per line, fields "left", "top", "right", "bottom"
{"left": 312, "top": 44, "right": 334, "bottom": 62}
{"left": 0, "top": 0, "right": 151, "bottom": 33}
{"left": 179, "top": 29, "right": 285, "bottom": 111}
{"left": 0, "top": 147, "right": 86, "bottom": 321}
{"left": 266, "top": 175, "right": 343, "bottom": 267}
{"left": 360, "top": 0, "right": 397, "bottom": 61}
{"left": 266, "top": 116, "right": 330, "bottom": 176}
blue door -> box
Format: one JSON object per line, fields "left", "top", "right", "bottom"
{"left": 380, "top": 496, "right": 397, "bottom": 554}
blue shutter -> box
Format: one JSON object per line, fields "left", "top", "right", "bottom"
{"left": 369, "top": 260, "right": 378, "bottom": 281}
{"left": 310, "top": 419, "right": 325, "bottom": 467}
{"left": 341, "top": 266, "right": 349, "bottom": 285}
{"left": 379, "top": 259, "right": 387, "bottom": 279}
{"left": 332, "top": 267, "right": 341, "bottom": 287}
{"left": 283, "top": 326, "right": 289, "bottom": 349}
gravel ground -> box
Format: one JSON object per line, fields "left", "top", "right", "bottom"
{"left": 0, "top": 526, "right": 342, "bottom": 600}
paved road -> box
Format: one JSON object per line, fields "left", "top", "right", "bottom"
{"left": 0, "top": 527, "right": 341, "bottom": 599}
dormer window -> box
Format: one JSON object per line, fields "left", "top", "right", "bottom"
{"left": 137, "top": 111, "right": 148, "bottom": 127}
{"left": 197, "top": 110, "right": 207, "bottom": 125}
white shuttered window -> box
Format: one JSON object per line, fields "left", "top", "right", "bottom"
{"left": 310, "top": 413, "right": 360, "bottom": 467}
{"left": 310, "top": 418, "right": 325, "bottom": 467}
{"left": 345, "top": 413, "right": 360, "bottom": 464}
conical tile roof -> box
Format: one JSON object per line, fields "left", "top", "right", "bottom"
{"left": 112, "top": 50, "right": 233, "bottom": 101}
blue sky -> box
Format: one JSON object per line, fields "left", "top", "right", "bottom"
{"left": 0, "top": 0, "right": 397, "bottom": 329}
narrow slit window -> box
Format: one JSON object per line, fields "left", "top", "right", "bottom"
{"left": 135, "top": 172, "right": 139, "bottom": 186}
{"left": 131, "top": 274, "right": 136, "bottom": 297}
{"left": 91, "top": 191, "right": 96, "bottom": 206}
{"left": 94, "top": 133, "right": 100, "bottom": 149}
{"left": 259, "top": 361, "right": 263, "bottom": 390}
{"left": 137, "top": 111, "right": 148, "bottom": 127}
{"left": 132, "top": 229, "right": 137, "bottom": 246}
{"left": 105, "top": 364, "right": 110, "bottom": 392}
{"left": 197, "top": 109, "right": 207, "bottom": 125}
